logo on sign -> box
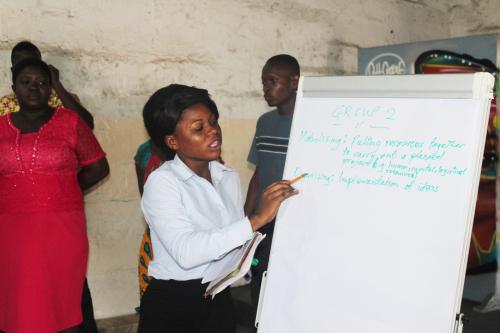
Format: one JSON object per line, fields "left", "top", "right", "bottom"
{"left": 365, "top": 53, "right": 407, "bottom": 75}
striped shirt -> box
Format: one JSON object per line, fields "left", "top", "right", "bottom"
{"left": 248, "top": 109, "right": 293, "bottom": 196}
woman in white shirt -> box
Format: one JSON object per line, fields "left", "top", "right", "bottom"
{"left": 139, "top": 84, "right": 297, "bottom": 333}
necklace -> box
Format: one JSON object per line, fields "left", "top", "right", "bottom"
{"left": 14, "top": 128, "right": 42, "bottom": 174}
{"left": 10, "top": 109, "right": 55, "bottom": 174}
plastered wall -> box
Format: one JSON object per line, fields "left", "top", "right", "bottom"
{"left": 1, "top": 0, "right": 495, "bottom": 319}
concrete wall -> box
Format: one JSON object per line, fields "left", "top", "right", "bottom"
{"left": 0, "top": 0, "right": 471, "bottom": 319}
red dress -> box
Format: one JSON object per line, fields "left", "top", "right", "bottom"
{"left": 0, "top": 107, "right": 105, "bottom": 333}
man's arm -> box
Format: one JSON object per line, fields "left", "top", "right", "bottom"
{"left": 49, "top": 65, "right": 94, "bottom": 129}
{"left": 78, "top": 158, "right": 109, "bottom": 192}
{"left": 244, "top": 167, "right": 260, "bottom": 216}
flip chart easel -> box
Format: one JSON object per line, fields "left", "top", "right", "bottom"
{"left": 256, "top": 73, "right": 494, "bottom": 333}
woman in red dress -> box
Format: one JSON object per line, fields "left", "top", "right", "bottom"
{"left": 0, "top": 58, "right": 109, "bottom": 333}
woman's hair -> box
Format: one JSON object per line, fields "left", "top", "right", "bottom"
{"left": 143, "top": 84, "right": 219, "bottom": 157}
{"left": 11, "top": 58, "right": 51, "bottom": 85}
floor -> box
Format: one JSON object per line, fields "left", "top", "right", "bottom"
{"left": 96, "top": 285, "right": 500, "bottom": 333}
{"left": 460, "top": 299, "right": 500, "bottom": 333}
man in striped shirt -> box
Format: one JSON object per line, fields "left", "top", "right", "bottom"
{"left": 245, "top": 54, "right": 300, "bottom": 310}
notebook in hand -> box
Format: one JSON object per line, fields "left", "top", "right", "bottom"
{"left": 203, "top": 232, "right": 266, "bottom": 298}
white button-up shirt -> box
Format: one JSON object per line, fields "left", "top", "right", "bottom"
{"left": 141, "top": 155, "right": 254, "bottom": 281}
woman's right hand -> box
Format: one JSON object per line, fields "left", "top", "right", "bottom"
{"left": 249, "top": 180, "right": 298, "bottom": 231}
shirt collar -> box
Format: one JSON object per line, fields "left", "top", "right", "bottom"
{"left": 171, "top": 154, "right": 233, "bottom": 184}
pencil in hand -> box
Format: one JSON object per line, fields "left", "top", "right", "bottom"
{"left": 287, "top": 173, "right": 308, "bottom": 185}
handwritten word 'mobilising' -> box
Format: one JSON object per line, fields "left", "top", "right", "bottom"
{"left": 299, "top": 130, "right": 343, "bottom": 150}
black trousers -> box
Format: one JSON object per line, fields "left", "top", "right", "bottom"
{"left": 78, "top": 278, "right": 98, "bottom": 333}
{"left": 139, "top": 278, "right": 236, "bottom": 333}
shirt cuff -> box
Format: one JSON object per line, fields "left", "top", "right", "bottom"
{"left": 227, "top": 217, "right": 254, "bottom": 246}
